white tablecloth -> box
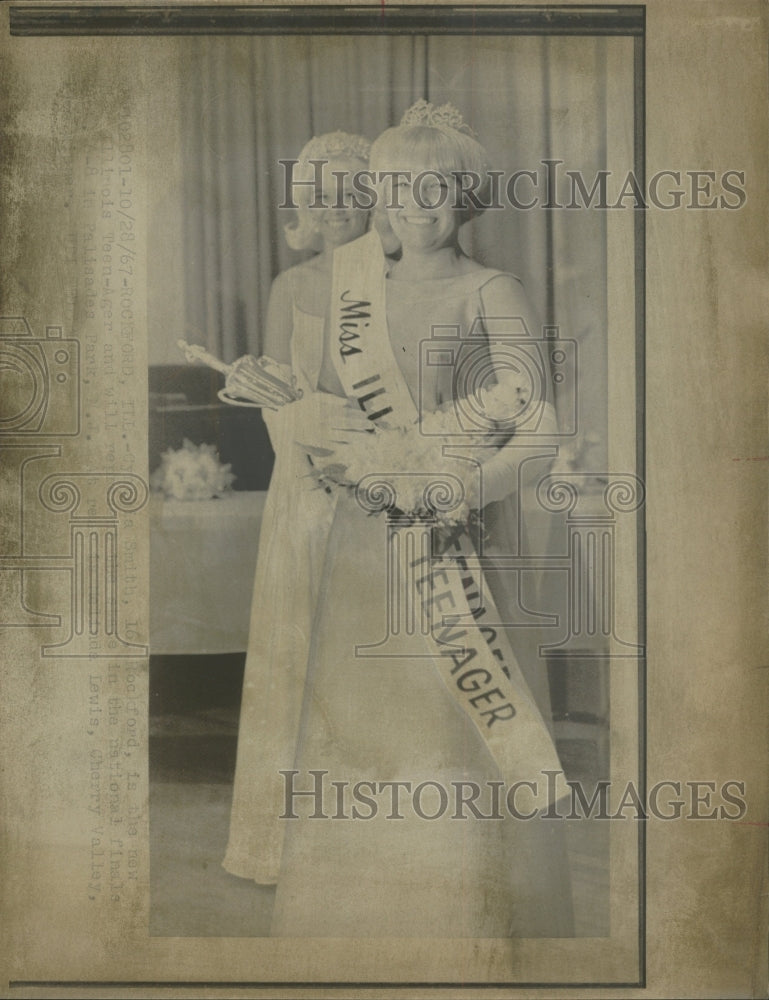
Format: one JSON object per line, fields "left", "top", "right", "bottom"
{"left": 150, "top": 491, "right": 267, "bottom": 655}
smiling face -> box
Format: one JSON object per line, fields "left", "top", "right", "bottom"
{"left": 386, "top": 166, "right": 463, "bottom": 254}
{"left": 310, "top": 156, "right": 370, "bottom": 251}
{"left": 370, "top": 125, "right": 488, "bottom": 259}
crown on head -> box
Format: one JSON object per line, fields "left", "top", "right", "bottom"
{"left": 300, "top": 130, "right": 371, "bottom": 164}
{"left": 400, "top": 99, "right": 477, "bottom": 138}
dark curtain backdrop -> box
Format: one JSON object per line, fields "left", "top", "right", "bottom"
{"left": 175, "top": 34, "right": 634, "bottom": 467}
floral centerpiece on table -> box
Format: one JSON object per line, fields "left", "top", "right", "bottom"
{"left": 151, "top": 439, "right": 235, "bottom": 501}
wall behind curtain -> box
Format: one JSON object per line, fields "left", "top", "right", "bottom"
{"left": 148, "top": 34, "right": 635, "bottom": 468}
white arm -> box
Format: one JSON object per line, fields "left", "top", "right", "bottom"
{"left": 470, "top": 275, "right": 559, "bottom": 505}
{"left": 472, "top": 401, "right": 559, "bottom": 506}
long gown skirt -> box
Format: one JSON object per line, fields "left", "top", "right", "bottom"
{"left": 270, "top": 489, "right": 573, "bottom": 938}
{"left": 222, "top": 400, "right": 337, "bottom": 884}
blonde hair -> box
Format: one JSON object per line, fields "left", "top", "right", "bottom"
{"left": 284, "top": 130, "right": 372, "bottom": 252}
{"left": 369, "top": 103, "right": 492, "bottom": 220}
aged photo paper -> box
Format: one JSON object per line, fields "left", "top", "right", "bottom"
{"left": 0, "top": 1, "right": 766, "bottom": 997}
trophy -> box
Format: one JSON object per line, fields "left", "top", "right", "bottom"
{"left": 177, "top": 340, "right": 302, "bottom": 409}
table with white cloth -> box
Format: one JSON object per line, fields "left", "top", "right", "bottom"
{"left": 150, "top": 491, "right": 267, "bottom": 655}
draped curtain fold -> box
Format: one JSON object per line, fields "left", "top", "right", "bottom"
{"left": 178, "top": 34, "right": 633, "bottom": 464}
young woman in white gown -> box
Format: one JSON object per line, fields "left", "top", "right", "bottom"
{"left": 225, "top": 109, "right": 574, "bottom": 939}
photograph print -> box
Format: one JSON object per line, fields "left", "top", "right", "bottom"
{"left": 145, "top": 7, "right": 644, "bottom": 980}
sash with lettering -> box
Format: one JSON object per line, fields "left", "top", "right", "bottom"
{"left": 331, "top": 231, "right": 569, "bottom": 805}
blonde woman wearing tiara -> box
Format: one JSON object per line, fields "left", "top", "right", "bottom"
{"left": 228, "top": 108, "right": 574, "bottom": 939}
{"left": 265, "top": 129, "right": 378, "bottom": 365}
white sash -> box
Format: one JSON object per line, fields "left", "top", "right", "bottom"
{"left": 330, "top": 231, "right": 568, "bottom": 805}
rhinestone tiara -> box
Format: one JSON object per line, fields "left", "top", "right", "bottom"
{"left": 400, "top": 99, "right": 478, "bottom": 138}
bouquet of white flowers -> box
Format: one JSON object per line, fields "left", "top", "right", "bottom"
{"left": 307, "top": 373, "right": 534, "bottom": 528}
{"left": 151, "top": 439, "right": 235, "bottom": 501}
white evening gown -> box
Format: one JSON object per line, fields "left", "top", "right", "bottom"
{"left": 226, "top": 268, "right": 573, "bottom": 938}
